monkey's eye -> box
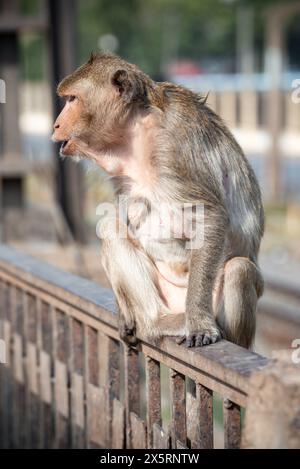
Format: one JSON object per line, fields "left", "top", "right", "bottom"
{"left": 67, "top": 95, "right": 76, "bottom": 102}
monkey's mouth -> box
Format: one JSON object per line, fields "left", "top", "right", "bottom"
{"left": 60, "top": 139, "right": 72, "bottom": 156}
{"left": 58, "top": 137, "right": 88, "bottom": 159}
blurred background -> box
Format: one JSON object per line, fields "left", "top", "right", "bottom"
{"left": 0, "top": 0, "right": 300, "bottom": 361}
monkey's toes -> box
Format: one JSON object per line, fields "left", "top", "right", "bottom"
{"left": 184, "top": 330, "right": 221, "bottom": 347}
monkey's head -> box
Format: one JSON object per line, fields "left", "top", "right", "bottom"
{"left": 52, "top": 53, "right": 155, "bottom": 159}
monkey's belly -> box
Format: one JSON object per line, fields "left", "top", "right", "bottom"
{"left": 156, "top": 261, "right": 188, "bottom": 314}
{"left": 155, "top": 260, "right": 223, "bottom": 316}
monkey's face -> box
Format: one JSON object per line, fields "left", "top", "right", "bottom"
{"left": 52, "top": 91, "right": 88, "bottom": 157}
{"left": 52, "top": 54, "right": 151, "bottom": 160}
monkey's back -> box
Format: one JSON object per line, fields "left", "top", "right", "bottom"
{"left": 154, "top": 82, "right": 264, "bottom": 259}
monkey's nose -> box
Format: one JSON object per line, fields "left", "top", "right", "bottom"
{"left": 54, "top": 123, "right": 60, "bottom": 129}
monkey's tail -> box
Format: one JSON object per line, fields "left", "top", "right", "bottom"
{"left": 215, "top": 257, "right": 263, "bottom": 349}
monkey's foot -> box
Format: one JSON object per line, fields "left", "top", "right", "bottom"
{"left": 176, "top": 329, "right": 221, "bottom": 347}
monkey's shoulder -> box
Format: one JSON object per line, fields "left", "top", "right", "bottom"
{"left": 157, "top": 81, "right": 205, "bottom": 110}
{"left": 155, "top": 82, "right": 230, "bottom": 141}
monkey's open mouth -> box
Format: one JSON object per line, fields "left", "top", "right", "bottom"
{"left": 60, "top": 139, "right": 71, "bottom": 155}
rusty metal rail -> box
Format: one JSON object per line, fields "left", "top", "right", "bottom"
{"left": 0, "top": 244, "right": 269, "bottom": 449}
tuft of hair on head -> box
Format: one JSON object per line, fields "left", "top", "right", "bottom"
{"left": 88, "top": 52, "right": 96, "bottom": 65}
{"left": 201, "top": 91, "right": 210, "bottom": 105}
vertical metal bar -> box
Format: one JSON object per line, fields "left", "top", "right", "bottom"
{"left": 0, "top": 281, "right": 7, "bottom": 448}
{"left": 145, "top": 356, "right": 161, "bottom": 448}
{"left": 9, "top": 285, "right": 17, "bottom": 448}
{"left": 99, "top": 334, "right": 120, "bottom": 447}
{"left": 3, "top": 283, "right": 13, "bottom": 448}
{"left": 152, "top": 423, "right": 170, "bottom": 449}
{"left": 87, "top": 326, "right": 99, "bottom": 386}
{"left": 22, "top": 289, "right": 29, "bottom": 448}
{"left": 12, "top": 286, "right": 25, "bottom": 448}
{"left": 223, "top": 399, "right": 241, "bottom": 449}
{"left": 50, "top": 304, "right": 57, "bottom": 447}
{"left": 170, "top": 369, "right": 186, "bottom": 448}
{"left": 36, "top": 297, "right": 43, "bottom": 448}
{"left": 0, "top": 281, "right": 4, "bottom": 448}
{"left": 40, "top": 301, "right": 54, "bottom": 448}
{"left": 103, "top": 336, "right": 120, "bottom": 403}
{"left": 83, "top": 324, "right": 88, "bottom": 448}
{"left": 130, "top": 412, "right": 147, "bottom": 449}
{"left": 197, "top": 384, "right": 213, "bottom": 449}
{"left": 124, "top": 345, "right": 140, "bottom": 448}
{"left": 107, "top": 337, "right": 120, "bottom": 412}
{"left": 26, "top": 293, "right": 40, "bottom": 448}
{"left": 112, "top": 398, "right": 125, "bottom": 449}
{"left": 86, "top": 326, "right": 102, "bottom": 448}
{"left": 71, "top": 318, "right": 85, "bottom": 448}
{"left": 54, "top": 309, "right": 71, "bottom": 448}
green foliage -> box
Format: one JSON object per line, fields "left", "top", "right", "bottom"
{"left": 77, "top": 0, "right": 237, "bottom": 76}
{"left": 18, "top": 0, "right": 300, "bottom": 81}
{"left": 77, "top": 0, "right": 300, "bottom": 76}
{"left": 20, "top": 0, "right": 41, "bottom": 15}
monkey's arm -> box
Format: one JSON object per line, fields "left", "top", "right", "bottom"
{"left": 184, "top": 206, "right": 227, "bottom": 346}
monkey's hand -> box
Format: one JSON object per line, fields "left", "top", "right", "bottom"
{"left": 118, "top": 314, "right": 138, "bottom": 347}
{"left": 179, "top": 315, "right": 222, "bottom": 347}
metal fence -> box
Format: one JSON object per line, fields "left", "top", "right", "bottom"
{"left": 0, "top": 243, "right": 293, "bottom": 449}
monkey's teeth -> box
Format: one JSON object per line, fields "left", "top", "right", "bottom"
{"left": 60, "top": 140, "right": 69, "bottom": 153}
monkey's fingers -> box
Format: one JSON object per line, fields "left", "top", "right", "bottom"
{"left": 184, "top": 330, "right": 221, "bottom": 348}
{"left": 119, "top": 323, "right": 138, "bottom": 347}
{"left": 124, "top": 335, "right": 139, "bottom": 347}
{"left": 121, "top": 333, "right": 139, "bottom": 348}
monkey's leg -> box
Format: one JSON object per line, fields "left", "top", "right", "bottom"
{"left": 100, "top": 229, "right": 174, "bottom": 345}
{"left": 216, "top": 257, "right": 264, "bottom": 349}
{"left": 184, "top": 208, "right": 227, "bottom": 347}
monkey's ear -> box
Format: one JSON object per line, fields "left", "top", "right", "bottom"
{"left": 111, "top": 69, "right": 147, "bottom": 104}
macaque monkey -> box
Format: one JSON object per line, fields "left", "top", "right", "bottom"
{"left": 52, "top": 53, "right": 264, "bottom": 349}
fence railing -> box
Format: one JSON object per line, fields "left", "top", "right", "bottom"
{"left": 20, "top": 82, "right": 300, "bottom": 136}
{"left": 0, "top": 243, "right": 290, "bottom": 449}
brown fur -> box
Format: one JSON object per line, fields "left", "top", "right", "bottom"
{"left": 52, "top": 53, "right": 264, "bottom": 348}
